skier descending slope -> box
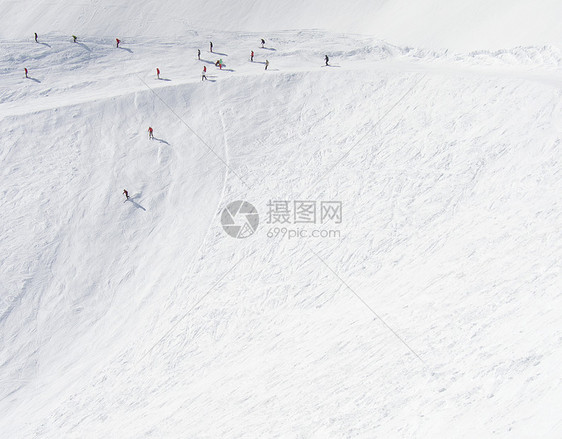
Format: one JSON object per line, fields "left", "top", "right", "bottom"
{"left": 265, "top": 59, "right": 269, "bottom": 70}
{"left": 325, "top": 55, "right": 329, "bottom": 66}
{"left": 72, "top": 35, "right": 77, "bottom": 43}
{"left": 24, "top": 68, "right": 28, "bottom": 78}
{"left": 209, "top": 41, "right": 213, "bottom": 52}
{"left": 202, "top": 66, "right": 207, "bottom": 81}
{"left": 156, "top": 68, "right": 160, "bottom": 79}
{"left": 251, "top": 50, "right": 254, "bottom": 62}
{"left": 34, "top": 32, "right": 38, "bottom": 43}
{"left": 123, "top": 189, "right": 129, "bottom": 200}
{"left": 261, "top": 38, "right": 265, "bottom": 48}
{"left": 198, "top": 49, "right": 201, "bottom": 60}
{"left": 148, "top": 127, "right": 154, "bottom": 139}
{"left": 116, "top": 38, "right": 120, "bottom": 48}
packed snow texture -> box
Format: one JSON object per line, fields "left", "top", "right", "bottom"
{"left": 2, "top": 0, "right": 562, "bottom": 49}
{"left": 0, "top": 2, "right": 561, "bottom": 438}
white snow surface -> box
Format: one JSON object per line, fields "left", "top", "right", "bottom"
{"left": 1, "top": 3, "right": 562, "bottom": 439}
{"left": 2, "top": 0, "right": 562, "bottom": 50}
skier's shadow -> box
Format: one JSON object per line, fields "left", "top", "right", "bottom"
{"left": 128, "top": 195, "right": 146, "bottom": 211}
{"left": 261, "top": 47, "right": 276, "bottom": 51}
{"left": 222, "top": 68, "right": 235, "bottom": 72}
{"left": 118, "top": 46, "right": 133, "bottom": 53}
{"left": 38, "top": 42, "right": 51, "bottom": 48}
{"left": 212, "top": 51, "right": 228, "bottom": 56}
{"left": 158, "top": 78, "right": 172, "bottom": 82}
{"left": 153, "top": 137, "right": 169, "bottom": 145}
{"left": 27, "top": 77, "right": 41, "bottom": 83}
{"left": 76, "top": 42, "right": 91, "bottom": 52}
{"left": 201, "top": 59, "right": 216, "bottom": 64}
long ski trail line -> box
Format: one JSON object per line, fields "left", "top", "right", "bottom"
{"left": 193, "top": 81, "right": 234, "bottom": 258}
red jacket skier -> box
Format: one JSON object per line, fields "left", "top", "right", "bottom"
{"left": 116, "top": 38, "right": 120, "bottom": 48}
{"left": 156, "top": 68, "right": 160, "bottom": 79}
{"left": 251, "top": 51, "right": 254, "bottom": 62}
{"left": 148, "top": 127, "right": 154, "bottom": 139}
{"left": 24, "top": 68, "right": 28, "bottom": 78}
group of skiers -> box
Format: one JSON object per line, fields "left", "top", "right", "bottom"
{"left": 24, "top": 33, "right": 332, "bottom": 203}
{"left": 34, "top": 33, "right": 79, "bottom": 44}
{"left": 24, "top": 33, "right": 81, "bottom": 77}
{"left": 199, "top": 39, "right": 274, "bottom": 80}
{"left": 26, "top": 34, "right": 330, "bottom": 82}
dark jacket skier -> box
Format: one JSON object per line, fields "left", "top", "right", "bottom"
{"left": 325, "top": 55, "right": 329, "bottom": 66}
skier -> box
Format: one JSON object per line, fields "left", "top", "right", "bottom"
{"left": 156, "top": 68, "right": 160, "bottom": 79}
{"left": 197, "top": 49, "right": 201, "bottom": 60}
{"left": 34, "top": 32, "right": 38, "bottom": 43}
{"left": 325, "top": 55, "right": 329, "bottom": 66}
{"left": 116, "top": 38, "right": 120, "bottom": 48}
{"left": 250, "top": 50, "right": 254, "bottom": 62}
{"left": 261, "top": 38, "right": 265, "bottom": 48}
{"left": 209, "top": 41, "right": 213, "bottom": 52}
{"left": 148, "top": 127, "right": 154, "bottom": 139}
{"left": 123, "top": 189, "right": 129, "bottom": 200}
{"left": 24, "top": 68, "right": 28, "bottom": 78}
{"left": 265, "top": 59, "right": 269, "bottom": 70}
{"left": 72, "top": 35, "right": 77, "bottom": 43}
{"left": 202, "top": 66, "right": 207, "bottom": 81}
{"left": 218, "top": 59, "right": 223, "bottom": 69}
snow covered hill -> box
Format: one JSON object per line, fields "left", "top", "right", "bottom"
{"left": 1, "top": 2, "right": 561, "bottom": 438}
{"left": 2, "top": 0, "right": 562, "bottom": 50}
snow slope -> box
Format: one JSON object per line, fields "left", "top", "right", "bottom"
{"left": 1, "top": 3, "right": 562, "bottom": 439}
{"left": 1, "top": 0, "right": 562, "bottom": 50}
